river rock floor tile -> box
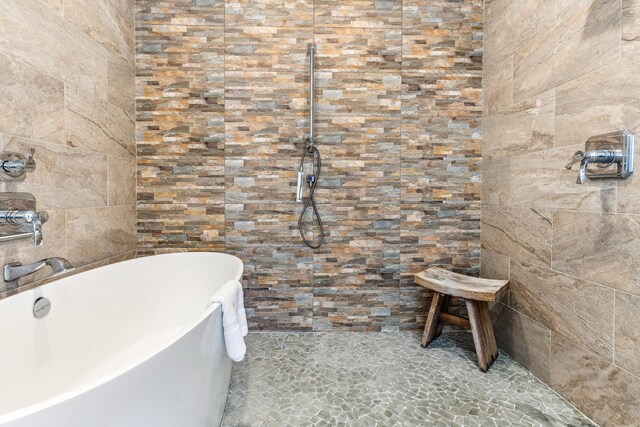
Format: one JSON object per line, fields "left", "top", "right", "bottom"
{"left": 221, "top": 331, "right": 596, "bottom": 427}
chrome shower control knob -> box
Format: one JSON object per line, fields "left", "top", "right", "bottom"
{"left": 565, "top": 151, "right": 584, "bottom": 169}
{"left": 0, "top": 148, "right": 36, "bottom": 181}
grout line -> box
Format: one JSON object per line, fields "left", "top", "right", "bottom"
{"left": 550, "top": 210, "right": 554, "bottom": 269}
{"left": 64, "top": 208, "right": 68, "bottom": 260}
{"left": 620, "top": 0, "right": 623, "bottom": 60}
{"left": 223, "top": 0, "right": 226, "bottom": 256}
{"left": 613, "top": 290, "right": 617, "bottom": 365}
{"left": 106, "top": 155, "right": 111, "bottom": 206}
{"left": 514, "top": 257, "right": 627, "bottom": 296}
{"left": 133, "top": 2, "right": 138, "bottom": 257}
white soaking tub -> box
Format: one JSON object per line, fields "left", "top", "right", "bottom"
{"left": 0, "top": 252, "right": 243, "bottom": 427}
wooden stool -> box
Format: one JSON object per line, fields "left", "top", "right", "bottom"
{"left": 414, "top": 267, "right": 510, "bottom": 372}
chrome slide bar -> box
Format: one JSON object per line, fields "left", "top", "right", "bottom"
{"left": 308, "top": 43, "right": 316, "bottom": 144}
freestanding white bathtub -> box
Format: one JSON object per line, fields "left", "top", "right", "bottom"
{"left": 0, "top": 252, "right": 243, "bottom": 427}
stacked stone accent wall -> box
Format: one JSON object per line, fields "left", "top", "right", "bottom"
{"left": 136, "top": 0, "right": 482, "bottom": 331}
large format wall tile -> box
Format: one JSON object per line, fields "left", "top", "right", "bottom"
{"left": 483, "top": 0, "right": 559, "bottom": 67}
{"left": 481, "top": 157, "right": 510, "bottom": 206}
{"left": 0, "top": 54, "right": 65, "bottom": 144}
{"left": 555, "top": 59, "right": 640, "bottom": 148}
{"left": 480, "top": 248, "right": 509, "bottom": 281}
{"left": 108, "top": 54, "right": 135, "bottom": 114}
{"left": 0, "top": 1, "right": 136, "bottom": 300}
{"left": 481, "top": 206, "right": 552, "bottom": 267}
{"left": 491, "top": 303, "right": 551, "bottom": 382}
{"left": 615, "top": 291, "right": 640, "bottom": 377}
{"left": 108, "top": 156, "right": 136, "bottom": 206}
{"left": 483, "top": 90, "right": 554, "bottom": 160}
{"left": 512, "top": 0, "right": 620, "bottom": 103}
{"left": 64, "top": 0, "right": 134, "bottom": 60}
{"left": 483, "top": 57, "right": 513, "bottom": 115}
{"left": 510, "top": 260, "right": 614, "bottom": 359}
{"left": 509, "top": 145, "right": 617, "bottom": 212}
{"left": 0, "top": 0, "right": 107, "bottom": 98}
{"left": 550, "top": 333, "right": 640, "bottom": 427}
{"left": 2, "top": 136, "right": 108, "bottom": 210}
{"left": 44, "top": 0, "right": 63, "bottom": 14}
{"left": 483, "top": 0, "right": 640, "bottom": 423}
{"left": 67, "top": 206, "right": 137, "bottom": 266}
{"left": 623, "top": 0, "right": 640, "bottom": 56}
{"left": 553, "top": 211, "right": 640, "bottom": 296}
{"left": 65, "top": 86, "right": 135, "bottom": 157}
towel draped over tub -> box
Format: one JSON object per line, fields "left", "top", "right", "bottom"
{"left": 211, "top": 280, "right": 248, "bottom": 362}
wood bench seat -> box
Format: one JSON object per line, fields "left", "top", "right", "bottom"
{"left": 414, "top": 267, "right": 510, "bottom": 372}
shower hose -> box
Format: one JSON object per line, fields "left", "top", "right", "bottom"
{"left": 298, "top": 144, "right": 324, "bottom": 249}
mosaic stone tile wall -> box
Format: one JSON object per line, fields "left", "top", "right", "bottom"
{"left": 136, "top": 0, "right": 482, "bottom": 331}
{"left": 482, "top": 0, "right": 640, "bottom": 424}
{"left": 0, "top": 0, "right": 137, "bottom": 299}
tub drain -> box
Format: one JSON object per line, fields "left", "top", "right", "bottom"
{"left": 33, "top": 297, "right": 51, "bottom": 318}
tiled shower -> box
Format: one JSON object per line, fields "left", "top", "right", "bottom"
{"left": 0, "top": 0, "right": 639, "bottom": 425}
{"left": 136, "top": 0, "right": 482, "bottom": 331}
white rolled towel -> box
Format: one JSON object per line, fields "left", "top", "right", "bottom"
{"left": 234, "top": 280, "right": 248, "bottom": 337}
{"left": 211, "top": 279, "right": 248, "bottom": 362}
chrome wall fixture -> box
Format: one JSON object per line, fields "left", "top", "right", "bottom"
{"left": 4, "top": 257, "right": 73, "bottom": 283}
{"left": 566, "top": 130, "right": 635, "bottom": 184}
{"left": 0, "top": 148, "right": 49, "bottom": 246}
{"left": 0, "top": 193, "right": 48, "bottom": 245}
{"left": 0, "top": 148, "right": 36, "bottom": 181}
{"left": 296, "top": 43, "right": 325, "bottom": 249}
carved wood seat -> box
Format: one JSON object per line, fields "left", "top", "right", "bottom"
{"left": 414, "top": 267, "right": 510, "bottom": 372}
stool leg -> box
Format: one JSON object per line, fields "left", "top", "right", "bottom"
{"left": 436, "top": 295, "right": 452, "bottom": 337}
{"left": 421, "top": 292, "right": 446, "bottom": 348}
{"left": 465, "top": 300, "right": 498, "bottom": 372}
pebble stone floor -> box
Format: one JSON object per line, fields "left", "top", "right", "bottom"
{"left": 221, "top": 331, "right": 597, "bottom": 427}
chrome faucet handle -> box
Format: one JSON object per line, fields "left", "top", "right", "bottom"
{"left": 577, "top": 158, "right": 589, "bottom": 184}
{"left": 565, "top": 151, "right": 584, "bottom": 169}
{"left": 30, "top": 210, "right": 48, "bottom": 246}
{"left": 0, "top": 148, "right": 36, "bottom": 180}
{"left": 0, "top": 209, "right": 49, "bottom": 245}
{"left": 23, "top": 148, "right": 36, "bottom": 173}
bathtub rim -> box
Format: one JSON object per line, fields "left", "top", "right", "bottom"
{"left": 0, "top": 252, "right": 243, "bottom": 424}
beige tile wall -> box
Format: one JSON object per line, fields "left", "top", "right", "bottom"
{"left": 0, "top": 0, "right": 136, "bottom": 297}
{"left": 482, "top": 0, "right": 640, "bottom": 424}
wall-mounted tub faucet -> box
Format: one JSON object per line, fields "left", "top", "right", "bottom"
{"left": 4, "top": 257, "right": 73, "bottom": 282}
{"left": 566, "top": 130, "right": 634, "bottom": 184}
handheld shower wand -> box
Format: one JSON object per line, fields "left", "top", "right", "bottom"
{"left": 296, "top": 168, "right": 304, "bottom": 203}
{"left": 295, "top": 43, "right": 324, "bottom": 249}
